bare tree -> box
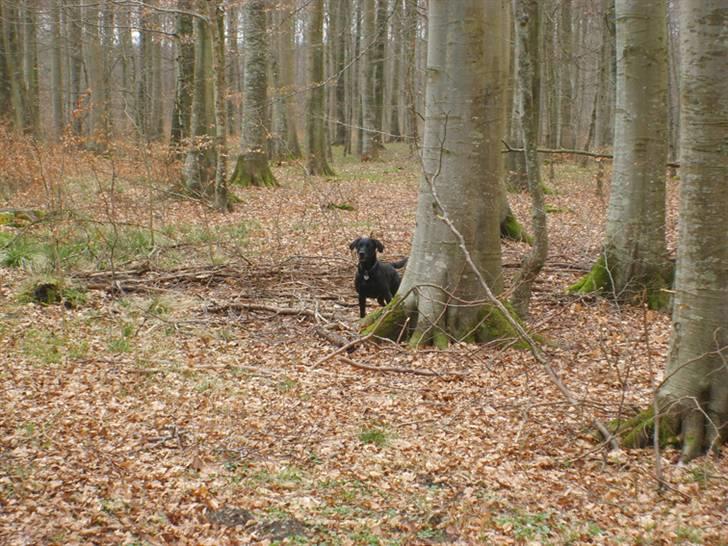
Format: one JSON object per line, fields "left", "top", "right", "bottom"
{"left": 367, "top": 0, "right": 512, "bottom": 346}
{"left": 570, "top": 0, "right": 670, "bottom": 308}
{"left": 306, "top": 0, "right": 335, "bottom": 176}
{"left": 230, "top": 0, "right": 277, "bottom": 187}
{"left": 656, "top": 0, "right": 728, "bottom": 462}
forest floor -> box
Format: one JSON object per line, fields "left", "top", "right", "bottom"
{"left": 0, "top": 142, "right": 726, "bottom": 545}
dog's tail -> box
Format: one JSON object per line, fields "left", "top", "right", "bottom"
{"left": 390, "top": 257, "right": 408, "bottom": 269}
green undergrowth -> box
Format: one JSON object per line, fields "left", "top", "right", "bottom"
{"left": 1, "top": 219, "right": 251, "bottom": 273}
{"left": 18, "top": 275, "right": 87, "bottom": 307}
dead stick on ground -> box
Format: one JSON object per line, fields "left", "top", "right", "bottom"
{"left": 338, "top": 356, "right": 466, "bottom": 377}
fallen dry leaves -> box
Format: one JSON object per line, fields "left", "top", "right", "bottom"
{"left": 1, "top": 144, "right": 726, "bottom": 545}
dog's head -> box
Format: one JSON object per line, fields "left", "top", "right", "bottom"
{"left": 349, "top": 237, "right": 384, "bottom": 264}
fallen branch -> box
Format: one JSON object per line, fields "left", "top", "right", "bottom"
{"left": 208, "top": 302, "right": 319, "bottom": 318}
{"left": 338, "top": 356, "right": 466, "bottom": 377}
{"left": 501, "top": 140, "right": 680, "bottom": 169}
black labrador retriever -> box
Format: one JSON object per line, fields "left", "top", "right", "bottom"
{"left": 349, "top": 237, "right": 407, "bottom": 318}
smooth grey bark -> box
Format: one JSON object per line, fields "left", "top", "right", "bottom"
{"left": 278, "top": 0, "right": 301, "bottom": 158}
{"left": 387, "top": 0, "right": 402, "bottom": 142}
{"left": 403, "top": 0, "right": 419, "bottom": 151}
{"left": 206, "top": 0, "right": 230, "bottom": 211}
{"left": 572, "top": 0, "right": 669, "bottom": 305}
{"left": 1, "top": 0, "right": 30, "bottom": 132}
{"left": 595, "top": 0, "right": 616, "bottom": 149}
{"left": 361, "top": 0, "right": 378, "bottom": 159}
{"left": 658, "top": 1, "right": 728, "bottom": 462}
{"left": 510, "top": 0, "right": 547, "bottom": 318}
{"left": 67, "top": 0, "right": 83, "bottom": 135}
{"left": 136, "top": 4, "right": 150, "bottom": 138}
{"left": 557, "top": 0, "right": 574, "bottom": 149}
{"left": 372, "top": 0, "right": 387, "bottom": 146}
{"left": 506, "top": 0, "right": 537, "bottom": 192}
{"left": 183, "top": 3, "right": 216, "bottom": 194}
{"left": 117, "top": 6, "right": 135, "bottom": 135}
{"left": 377, "top": 0, "right": 509, "bottom": 346}
{"left": 23, "top": 0, "right": 40, "bottom": 136}
{"left": 171, "top": 0, "right": 195, "bottom": 146}
{"left": 305, "top": 0, "right": 335, "bottom": 176}
{"left": 230, "top": 0, "right": 277, "bottom": 186}
{"left": 333, "top": 0, "right": 349, "bottom": 146}
{"left": 50, "top": 0, "right": 65, "bottom": 139}
{"left": 225, "top": 6, "right": 241, "bottom": 137}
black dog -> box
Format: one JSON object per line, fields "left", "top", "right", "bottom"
{"left": 349, "top": 237, "right": 407, "bottom": 318}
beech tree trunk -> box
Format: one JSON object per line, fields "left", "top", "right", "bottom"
{"left": 1, "top": 0, "right": 30, "bottom": 133}
{"left": 570, "top": 0, "right": 670, "bottom": 308}
{"left": 171, "top": 0, "right": 194, "bottom": 147}
{"left": 361, "top": 0, "right": 378, "bottom": 159}
{"left": 510, "top": 0, "right": 547, "bottom": 318}
{"left": 657, "top": 0, "right": 728, "bottom": 462}
{"left": 367, "top": 1, "right": 511, "bottom": 347}
{"left": 50, "top": 0, "right": 64, "bottom": 139}
{"left": 207, "top": 0, "right": 230, "bottom": 211}
{"left": 230, "top": 0, "right": 277, "bottom": 187}
{"left": 305, "top": 0, "right": 335, "bottom": 176}
{"left": 183, "top": 3, "right": 216, "bottom": 194}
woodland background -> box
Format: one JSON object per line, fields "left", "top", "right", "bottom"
{"left": 0, "top": 0, "right": 726, "bottom": 544}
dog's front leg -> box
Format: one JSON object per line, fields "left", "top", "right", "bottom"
{"left": 359, "top": 295, "right": 367, "bottom": 318}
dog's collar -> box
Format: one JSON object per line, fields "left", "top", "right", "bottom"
{"left": 359, "top": 260, "right": 379, "bottom": 280}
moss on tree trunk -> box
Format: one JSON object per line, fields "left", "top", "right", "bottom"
{"left": 229, "top": 155, "right": 278, "bottom": 188}
{"left": 361, "top": 297, "right": 531, "bottom": 350}
{"left": 500, "top": 209, "right": 533, "bottom": 244}
{"left": 605, "top": 407, "right": 680, "bottom": 449}
{"left": 568, "top": 253, "right": 672, "bottom": 310}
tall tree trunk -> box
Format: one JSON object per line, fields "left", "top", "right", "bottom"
{"left": 557, "top": 0, "right": 574, "bottom": 148}
{"left": 403, "top": 0, "right": 419, "bottom": 151}
{"left": 276, "top": 0, "right": 301, "bottom": 159}
{"left": 67, "top": 0, "right": 83, "bottom": 136}
{"left": 361, "top": 0, "right": 377, "bottom": 159}
{"left": 368, "top": 1, "right": 511, "bottom": 347}
{"left": 0, "top": 3, "right": 8, "bottom": 121}
{"left": 1, "top": 0, "right": 30, "bottom": 133}
{"left": 117, "top": 5, "right": 135, "bottom": 136}
{"left": 226, "top": 5, "right": 241, "bottom": 137}
{"left": 333, "top": 0, "right": 349, "bottom": 146}
{"left": 306, "top": 0, "right": 336, "bottom": 176}
{"left": 506, "top": 0, "right": 544, "bottom": 191}
{"left": 23, "top": 0, "right": 40, "bottom": 136}
{"left": 50, "top": 0, "right": 65, "bottom": 139}
{"left": 171, "top": 0, "right": 194, "bottom": 146}
{"left": 183, "top": 2, "right": 216, "bottom": 194}
{"left": 510, "top": 0, "right": 547, "bottom": 317}
{"left": 230, "top": 0, "right": 277, "bottom": 187}
{"left": 657, "top": 0, "right": 728, "bottom": 463}
{"left": 388, "top": 0, "right": 403, "bottom": 142}
{"left": 372, "top": 0, "right": 387, "bottom": 146}
{"left": 595, "top": 0, "right": 616, "bottom": 149}
{"left": 150, "top": 12, "right": 164, "bottom": 141}
{"left": 136, "top": 4, "right": 150, "bottom": 138}
{"left": 570, "top": 0, "right": 669, "bottom": 307}
{"left": 206, "top": 0, "right": 230, "bottom": 211}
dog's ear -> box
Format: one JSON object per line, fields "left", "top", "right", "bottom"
{"left": 373, "top": 239, "right": 384, "bottom": 253}
{"left": 349, "top": 238, "right": 361, "bottom": 250}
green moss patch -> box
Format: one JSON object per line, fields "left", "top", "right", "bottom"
{"left": 500, "top": 210, "right": 533, "bottom": 245}
{"left": 568, "top": 255, "right": 611, "bottom": 295}
{"left": 360, "top": 295, "right": 408, "bottom": 340}
{"left": 606, "top": 407, "right": 680, "bottom": 449}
